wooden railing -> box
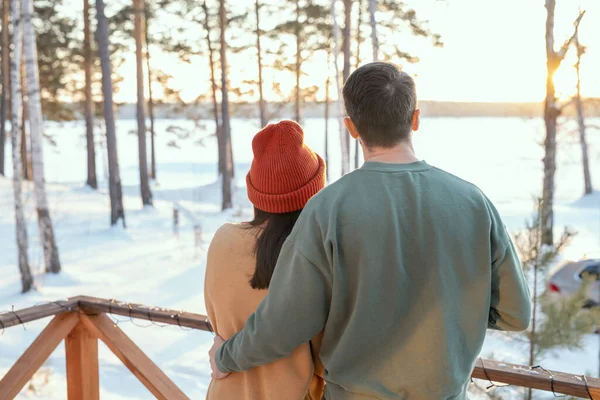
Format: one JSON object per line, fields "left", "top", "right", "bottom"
{"left": 0, "top": 296, "right": 598, "bottom": 399}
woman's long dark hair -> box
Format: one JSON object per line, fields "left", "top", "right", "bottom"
{"left": 247, "top": 207, "right": 302, "bottom": 289}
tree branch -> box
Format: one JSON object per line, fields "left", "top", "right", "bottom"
{"left": 556, "top": 10, "right": 586, "bottom": 60}
{"left": 587, "top": 124, "right": 600, "bottom": 131}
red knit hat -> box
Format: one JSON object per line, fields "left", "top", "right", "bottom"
{"left": 246, "top": 120, "right": 326, "bottom": 213}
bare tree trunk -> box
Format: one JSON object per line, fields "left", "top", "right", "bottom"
{"left": 83, "top": 0, "right": 97, "bottom": 189}
{"left": 325, "top": 50, "right": 330, "bottom": 183}
{"left": 354, "top": 0, "right": 363, "bottom": 170}
{"left": 368, "top": 0, "right": 378, "bottom": 61}
{"left": 294, "top": 0, "right": 301, "bottom": 123}
{"left": 342, "top": 0, "right": 352, "bottom": 173}
{"left": 144, "top": 5, "right": 156, "bottom": 181}
{"left": 20, "top": 59, "right": 31, "bottom": 181}
{"left": 342, "top": 0, "right": 351, "bottom": 82}
{"left": 574, "top": 32, "right": 592, "bottom": 195}
{"left": 202, "top": 0, "right": 224, "bottom": 176}
{"left": 219, "top": 0, "right": 232, "bottom": 210}
{"left": 355, "top": 0, "right": 362, "bottom": 68}
{"left": 133, "top": 0, "right": 152, "bottom": 206}
{"left": 0, "top": 0, "right": 8, "bottom": 176}
{"left": 23, "top": 0, "right": 62, "bottom": 274}
{"left": 541, "top": 1, "right": 584, "bottom": 245}
{"left": 255, "top": 0, "right": 267, "bottom": 127}
{"left": 96, "top": 0, "right": 125, "bottom": 227}
{"left": 331, "top": 0, "right": 349, "bottom": 175}
{"left": 10, "top": 0, "right": 33, "bottom": 292}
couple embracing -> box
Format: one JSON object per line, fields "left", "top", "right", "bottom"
{"left": 204, "top": 62, "right": 531, "bottom": 400}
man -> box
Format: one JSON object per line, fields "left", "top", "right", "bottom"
{"left": 209, "top": 62, "right": 531, "bottom": 399}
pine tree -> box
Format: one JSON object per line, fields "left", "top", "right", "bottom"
{"left": 10, "top": 0, "right": 33, "bottom": 292}
{"left": 96, "top": 0, "right": 126, "bottom": 226}
{"left": 513, "top": 199, "right": 599, "bottom": 399}
{"left": 133, "top": 0, "right": 152, "bottom": 206}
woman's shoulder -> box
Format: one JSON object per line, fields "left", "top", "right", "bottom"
{"left": 209, "top": 222, "right": 257, "bottom": 251}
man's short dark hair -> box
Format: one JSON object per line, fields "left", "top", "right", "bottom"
{"left": 343, "top": 62, "right": 417, "bottom": 148}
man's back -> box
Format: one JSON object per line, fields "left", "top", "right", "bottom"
{"left": 212, "top": 62, "right": 531, "bottom": 400}
{"left": 291, "top": 160, "right": 530, "bottom": 399}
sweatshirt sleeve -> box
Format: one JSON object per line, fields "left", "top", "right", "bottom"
{"left": 215, "top": 210, "right": 331, "bottom": 373}
{"left": 486, "top": 198, "right": 532, "bottom": 331}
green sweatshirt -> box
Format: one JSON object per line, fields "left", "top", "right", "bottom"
{"left": 216, "top": 160, "right": 531, "bottom": 399}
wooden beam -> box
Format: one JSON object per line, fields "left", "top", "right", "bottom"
{"left": 78, "top": 296, "right": 211, "bottom": 331}
{"left": 65, "top": 322, "right": 99, "bottom": 400}
{"left": 80, "top": 313, "right": 189, "bottom": 400}
{"left": 0, "top": 297, "right": 80, "bottom": 329}
{"left": 0, "top": 312, "right": 79, "bottom": 399}
{"left": 472, "top": 358, "right": 600, "bottom": 397}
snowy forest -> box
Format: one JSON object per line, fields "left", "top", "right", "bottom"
{"left": 0, "top": 0, "right": 599, "bottom": 398}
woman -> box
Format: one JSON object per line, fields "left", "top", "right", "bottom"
{"left": 204, "top": 120, "right": 326, "bottom": 400}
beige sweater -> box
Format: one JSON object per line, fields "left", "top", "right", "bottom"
{"left": 205, "top": 223, "right": 324, "bottom": 400}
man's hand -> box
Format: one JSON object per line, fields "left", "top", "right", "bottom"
{"left": 209, "top": 335, "right": 231, "bottom": 380}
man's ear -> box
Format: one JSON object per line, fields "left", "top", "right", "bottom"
{"left": 412, "top": 109, "right": 421, "bottom": 132}
{"left": 344, "top": 117, "right": 360, "bottom": 139}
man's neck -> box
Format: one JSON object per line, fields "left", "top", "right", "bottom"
{"left": 362, "top": 140, "right": 419, "bottom": 164}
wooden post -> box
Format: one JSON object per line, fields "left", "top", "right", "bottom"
{"left": 66, "top": 322, "right": 99, "bottom": 400}
{"left": 80, "top": 313, "right": 189, "bottom": 400}
{"left": 0, "top": 313, "right": 79, "bottom": 399}
{"left": 173, "top": 206, "right": 179, "bottom": 237}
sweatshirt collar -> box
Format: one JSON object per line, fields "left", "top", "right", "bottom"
{"left": 360, "top": 160, "right": 431, "bottom": 173}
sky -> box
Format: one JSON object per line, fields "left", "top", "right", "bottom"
{"left": 112, "top": 0, "right": 600, "bottom": 104}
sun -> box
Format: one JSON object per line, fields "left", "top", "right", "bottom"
{"left": 553, "top": 60, "right": 579, "bottom": 102}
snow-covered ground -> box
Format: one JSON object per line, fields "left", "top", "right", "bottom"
{"left": 0, "top": 117, "right": 599, "bottom": 399}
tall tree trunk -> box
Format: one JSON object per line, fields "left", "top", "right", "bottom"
{"left": 133, "top": 0, "right": 152, "bottom": 206}
{"left": 368, "top": 0, "right": 378, "bottom": 61}
{"left": 342, "top": 0, "right": 351, "bottom": 83}
{"left": 83, "top": 0, "right": 97, "bottom": 189}
{"left": 255, "top": 0, "right": 267, "bottom": 127}
{"left": 20, "top": 59, "right": 31, "bottom": 181}
{"left": 96, "top": 0, "right": 125, "bottom": 227}
{"left": 332, "top": 0, "right": 349, "bottom": 175}
{"left": 355, "top": 0, "right": 362, "bottom": 68}
{"left": 219, "top": 0, "right": 232, "bottom": 210}
{"left": 342, "top": 0, "right": 352, "bottom": 172}
{"left": 324, "top": 50, "right": 330, "bottom": 183}
{"left": 202, "top": 0, "right": 224, "bottom": 176}
{"left": 23, "top": 0, "right": 62, "bottom": 274}
{"left": 10, "top": 0, "right": 33, "bottom": 292}
{"left": 574, "top": 32, "right": 592, "bottom": 195}
{"left": 541, "top": 0, "right": 558, "bottom": 245}
{"left": 144, "top": 5, "right": 156, "bottom": 181}
{"left": 0, "top": 0, "right": 8, "bottom": 176}
{"left": 354, "top": 0, "right": 363, "bottom": 170}
{"left": 541, "top": 1, "right": 584, "bottom": 244}
{"left": 294, "top": 0, "right": 301, "bottom": 123}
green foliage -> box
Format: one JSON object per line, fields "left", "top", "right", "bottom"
{"left": 34, "top": 0, "right": 79, "bottom": 120}
{"left": 512, "top": 198, "right": 598, "bottom": 399}
{"left": 375, "top": 0, "right": 442, "bottom": 64}
{"left": 535, "top": 278, "right": 599, "bottom": 357}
